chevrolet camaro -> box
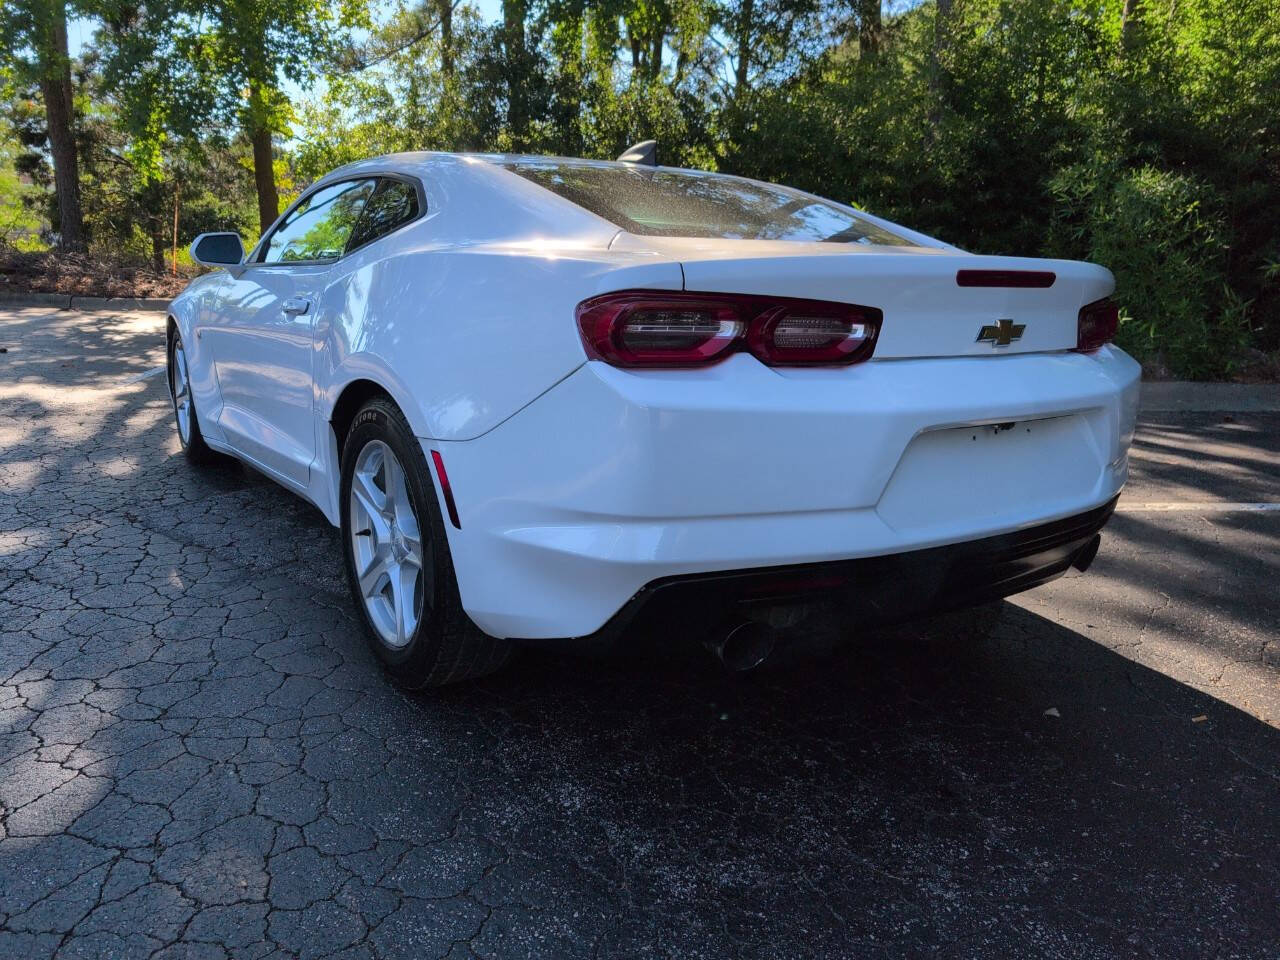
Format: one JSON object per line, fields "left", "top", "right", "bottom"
{"left": 170, "top": 150, "right": 1140, "bottom": 687}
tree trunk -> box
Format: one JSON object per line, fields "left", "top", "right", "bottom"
{"left": 931, "top": 0, "right": 954, "bottom": 83}
{"left": 150, "top": 225, "right": 165, "bottom": 272}
{"left": 734, "top": 0, "right": 754, "bottom": 98}
{"left": 250, "top": 124, "right": 278, "bottom": 235}
{"left": 247, "top": 86, "right": 280, "bottom": 236}
{"left": 1120, "top": 0, "right": 1141, "bottom": 50}
{"left": 37, "top": 3, "right": 85, "bottom": 252}
{"left": 439, "top": 0, "right": 454, "bottom": 76}
{"left": 857, "top": 0, "right": 882, "bottom": 60}
{"left": 172, "top": 181, "right": 180, "bottom": 277}
{"left": 502, "top": 0, "right": 527, "bottom": 144}
{"left": 927, "top": 0, "right": 955, "bottom": 141}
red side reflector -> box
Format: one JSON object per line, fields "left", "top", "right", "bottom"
{"left": 430, "top": 450, "right": 461, "bottom": 529}
{"left": 956, "top": 270, "right": 1056, "bottom": 288}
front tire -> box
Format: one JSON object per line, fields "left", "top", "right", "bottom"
{"left": 339, "top": 397, "right": 512, "bottom": 687}
{"left": 168, "top": 328, "right": 217, "bottom": 464}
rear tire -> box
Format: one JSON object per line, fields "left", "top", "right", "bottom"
{"left": 339, "top": 397, "right": 512, "bottom": 687}
{"left": 167, "top": 328, "right": 217, "bottom": 464}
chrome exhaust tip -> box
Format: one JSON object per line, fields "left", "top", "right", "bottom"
{"left": 1072, "top": 533, "right": 1102, "bottom": 573}
{"left": 706, "top": 621, "right": 776, "bottom": 672}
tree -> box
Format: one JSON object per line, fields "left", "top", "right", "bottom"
{"left": 439, "top": 0, "right": 455, "bottom": 75}
{"left": 0, "top": 0, "right": 87, "bottom": 250}
{"left": 96, "top": 0, "right": 369, "bottom": 235}
{"left": 4, "top": 0, "right": 1277, "bottom": 377}
{"left": 854, "top": 0, "right": 881, "bottom": 59}
{"left": 500, "top": 0, "right": 529, "bottom": 142}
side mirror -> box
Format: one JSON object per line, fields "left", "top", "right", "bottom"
{"left": 190, "top": 232, "right": 245, "bottom": 268}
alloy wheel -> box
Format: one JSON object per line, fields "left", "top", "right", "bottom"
{"left": 348, "top": 439, "right": 431, "bottom": 648}
{"left": 171, "top": 339, "right": 192, "bottom": 444}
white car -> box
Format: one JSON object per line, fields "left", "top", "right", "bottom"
{"left": 171, "top": 151, "right": 1140, "bottom": 686}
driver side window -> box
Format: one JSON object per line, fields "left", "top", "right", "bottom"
{"left": 261, "top": 179, "right": 378, "bottom": 264}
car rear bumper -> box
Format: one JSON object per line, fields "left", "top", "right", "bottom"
{"left": 578, "top": 495, "right": 1117, "bottom": 650}
{"left": 427, "top": 345, "right": 1141, "bottom": 640}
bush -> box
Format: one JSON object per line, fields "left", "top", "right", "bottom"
{"left": 1049, "top": 163, "right": 1247, "bottom": 378}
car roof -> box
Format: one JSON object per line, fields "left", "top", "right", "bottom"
{"left": 309, "top": 151, "right": 948, "bottom": 252}
{"left": 318, "top": 151, "right": 697, "bottom": 182}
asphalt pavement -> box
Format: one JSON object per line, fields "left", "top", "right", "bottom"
{"left": 1, "top": 304, "right": 1278, "bottom": 959}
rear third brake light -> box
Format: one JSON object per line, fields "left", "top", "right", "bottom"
{"left": 575, "top": 291, "right": 881, "bottom": 368}
{"left": 1076, "top": 298, "right": 1119, "bottom": 353}
{"left": 956, "top": 269, "right": 1056, "bottom": 288}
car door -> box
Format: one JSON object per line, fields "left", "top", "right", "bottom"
{"left": 204, "top": 178, "right": 379, "bottom": 487}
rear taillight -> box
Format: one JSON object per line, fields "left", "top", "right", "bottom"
{"left": 575, "top": 291, "right": 881, "bottom": 368}
{"left": 748, "top": 306, "right": 874, "bottom": 365}
{"left": 1076, "top": 298, "right": 1119, "bottom": 353}
{"left": 576, "top": 294, "right": 744, "bottom": 366}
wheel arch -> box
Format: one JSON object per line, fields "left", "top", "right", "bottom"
{"left": 329, "top": 377, "right": 396, "bottom": 457}
{"left": 166, "top": 291, "right": 198, "bottom": 347}
{"left": 165, "top": 314, "right": 179, "bottom": 380}
{"left": 323, "top": 351, "right": 436, "bottom": 435}
{"left": 322, "top": 372, "right": 439, "bottom": 529}
{"left": 165, "top": 297, "right": 205, "bottom": 390}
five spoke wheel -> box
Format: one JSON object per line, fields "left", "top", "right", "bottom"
{"left": 171, "top": 338, "right": 192, "bottom": 444}
{"left": 348, "top": 439, "right": 431, "bottom": 648}
{"left": 340, "top": 396, "right": 512, "bottom": 685}
{"left": 168, "top": 329, "right": 214, "bottom": 463}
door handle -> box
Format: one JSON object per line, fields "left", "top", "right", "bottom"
{"left": 282, "top": 298, "right": 311, "bottom": 316}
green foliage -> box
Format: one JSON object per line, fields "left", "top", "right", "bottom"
{"left": 294, "top": 5, "right": 501, "bottom": 179}
{"left": 3, "top": 0, "right": 1278, "bottom": 377}
{"left": 94, "top": 0, "right": 370, "bottom": 159}
{"left": 718, "top": 0, "right": 1278, "bottom": 377}
{"left": 1049, "top": 163, "right": 1240, "bottom": 377}
{"left": 0, "top": 131, "right": 46, "bottom": 249}
{"left": 0, "top": 1, "right": 77, "bottom": 90}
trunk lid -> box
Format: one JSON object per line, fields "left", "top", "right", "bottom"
{"left": 611, "top": 235, "right": 1114, "bottom": 358}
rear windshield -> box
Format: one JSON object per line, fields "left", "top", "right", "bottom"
{"left": 503, "top": 160, "right": 917, "bottom": 246}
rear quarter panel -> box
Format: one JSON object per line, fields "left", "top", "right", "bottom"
{"left": 315, "top": 234, "right": 683, "bottom": 441}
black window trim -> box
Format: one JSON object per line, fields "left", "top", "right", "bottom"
{"left": 343, "top": 174, "right": 427, "bottom": 257}
{"left": 248, "top": 173, "right": 427, "bottom": 268}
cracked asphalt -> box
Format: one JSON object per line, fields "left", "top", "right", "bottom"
{"left": 1, "top": 304, "right": 1278, "bottom": 959}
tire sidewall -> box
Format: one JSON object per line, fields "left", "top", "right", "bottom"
{"left": 167, "top": 332, "right": 190, "bottom": 451}
{"left": 340, "top": 401, "right": 448, "bottom": 674}
{"left": 167, "top": 329, "right": 207, "bottom": 455}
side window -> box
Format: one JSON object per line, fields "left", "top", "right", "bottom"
{"left": 347, "top": 179, "right": 422, "bottom": 253}
{"left": 261, "top": 179, "right": 378, "bottom": 264}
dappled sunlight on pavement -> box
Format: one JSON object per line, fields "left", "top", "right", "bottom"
{"left": 1022, "top": 508, "right": 1280, "bottom": 725}
{"left": 1126, "top": 414, "right": 1280, "bottom": 504}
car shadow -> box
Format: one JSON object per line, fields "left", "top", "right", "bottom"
{"left": 429, "top": 601, "right": 1280, "bottom": 955}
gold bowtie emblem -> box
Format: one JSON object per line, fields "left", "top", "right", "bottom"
{"left": 976, "top": 318, "right": 1026, "bottom": 347}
